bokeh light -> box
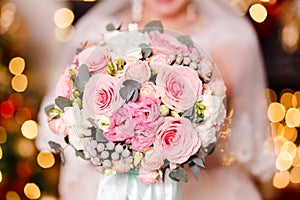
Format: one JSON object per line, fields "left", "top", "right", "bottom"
{"left": 276, "top": 151, "right": 293, "bottom": 171}
{"left": 0, "top": 170, "right": 2, "bottom": 182}
{"left": 0, "top": 126, "right": 8, "bottom": 144}
{"left": 280, "top": 141, "right": 297, "bottom": 158}
{"left": 21, "top": 120, "right": 38, "bottom": 140}
{"left": 0, "top": 100, "right": 14, "bottom": 118}
{"left": 24, "top": 183, "right": 41, "bottom": 199}
{"left": 249, "top": 4, "right": 268, "bottom": 23}
{"left": 280, "top": 92, "right": 294, "bottom": 109}
{"left": 55, "top": 25, "right": 75, "bottom": 42}
{"left": 6, "top": 191, "right": 21, "bottom": 200}
{"left": 290, "top": 166, "right": 300, "bottom": 184}
{"left": 11, "top": 74, "right": 28, "bottom": 92}
{"left": 37, "top": 151, "right": 55, "bottom": 169}
{"left": 285, "top": 108, "right": 300, "bottom": 128}
{"left": 266, "top": 88, "right": 277, "bottom": 102}
{"left": 15, "top": 107, "right": 32, "bottom": 124}
{"left": 268, "top": 102, "right": 286, "bottom": 122}
{"left": 0, "top": 145, "right": 2, "bottom": 159}
{"left": 292, "top": 91, "right": 300, "bottom": 107}
{"left": 8, "top": 93, "right": 24, "bottom": 109}
{"left": 16, "top": 138, "right": 35, "bottom": 157}
{"left": 283, "top": 126, "right": 297, "bottom": 142}
{"left": 273, "top": 170, "right": 290, "bottom": 189}
{"left": 8, "top": 57, "right": 25, "bottom": 75}
{"left": 54, "top": 8, "right": 74, "bottom": 29}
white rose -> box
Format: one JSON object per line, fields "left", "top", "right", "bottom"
{"left": 196, "top": 121, "right": 216, "bottom": 148}
{"left": 202, "top": 91, "right": 226, "bottom": 125}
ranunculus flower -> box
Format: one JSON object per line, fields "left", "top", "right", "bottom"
{"left": 154, "top": 117, "right": 201, "bottom": 164}
{"left": 125, "top": 60, "right": 151, "bottom": 83}
{"left": 126, "top": 126, "right": 157, "bottom": 152}
{"left": 156, "top": 65, "right": 202, "bottom": 112}
{"left": 141, "top": 148, "right": 164, "bottom": 171}
{"left": 76, "top": 46, "right": 110, "bottom": 75}
{"left": 149, "top": 31, "right": 188, "bottom": 55}
{"left": 138, "top": 168, "right": 160, "bottom": 185}
{"left": 140, "top": 82, "right": 160, "bottom": 98}
{"left": 82, "top": 73, "right": 124, "bottom": 118}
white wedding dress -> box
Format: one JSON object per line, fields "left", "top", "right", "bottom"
{"left": 31, "top": 0, "right": 275, "bottom": 199}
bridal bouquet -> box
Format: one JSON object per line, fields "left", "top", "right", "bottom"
{"left": 46, "top": 21, "right": 226, "bottom": 184}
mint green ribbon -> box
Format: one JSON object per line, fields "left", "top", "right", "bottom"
{"left": 96, "top": 169, "right": 181, "bottom": 200}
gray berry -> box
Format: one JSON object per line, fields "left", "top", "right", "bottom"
{"left": 102, "top": 159, "right": 112, "bottom": 168}
{"left": 106, "top": 142, "right": 115, "bottom": 150}
{"left": 183, "top": 57, "right": 192, "bottom": 66}
{"left": 111, "top": 152, "right": 120, "bottom": 160}
{"left": 97, "top": 143, "right": 105, "bottom": 152}
{"left": 125, "top": 156, "right": 133, "bottom": 164}
{"left": 101, "top": 151, "right": 110, "bottom": 159}
{"left": 122, "top": 149, "right": 130, "bottom": 158}
{"left": 115, "top": 144, "right": 123, "bottom": 153}
{"left": 90, "top": 140, "right": 98, "bottom": 149}
{"left": 175, "top": 54, "right": 183, "bottom": 64}
{"left": 190, "top": 62, "right": 198, "bottom": 70}
{"left": 168, "top": 54, "right": 176, "bottom": 64}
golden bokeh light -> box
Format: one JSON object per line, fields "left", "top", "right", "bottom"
{"left": 15, "top": 107, "right": 32, "bottom": 124}
{"left": 55, "top": 25, "right": 75, "bottom": 43}
{"left": 11, "top": 74, "right": 28, "bottom": 92}
{"left": 0, "top": 126, "right": 7, "bottom": 144}
{"left": 276, "top": 151, "right": 293, "bottom": 171}
{"left": 268, "top": 102, "right": 286, "bottom": 122}
{"left": 273, "top": 170, "right": 290, "bottom": 189}
{"left": 280, "top": 141, "right": 297, "bottom": 158}
{"left": 54, "top": 8, "right": 74, "bottom": 29}
{"left": 292, "top": 91, "right": 300, "bottom": 107}
{"left": 290, "top": 166, "right": 300, "bottom": 184}
{"left": 21, "top": 120, "right": 38, "bottom": 140}
{"left": 273, "top": 135, "right": 287, "bottom": 155}
{"left": 249, "top": 4, "right": 268, "bottom": 23}
{"left": 270, "top": 122, "right": 284, "bottom": 136}
{"left": 0, "top": 2, "right": 16, "bottom": 31}
{"left": 0, "top": 146, "right": 2, "bottom": 159}
{"left": 8, "top": 57, "right": 25, "bottom": 75}
{"left": 266, "top": 88, "right": 277, "bottom": 103}
{"left": 285, "top": 108, "right": 300, "bottom": 128}
{"left": 37, "top": 151, "right": 55, "bottom": 169}
{"left": 0, "top": 170, "right": 2, "bottom": 182}
{"left": 40, "top": 195, "right": 59, "bottom": 200}
{"left": 24, "top": 183, "right": 41, "bottom": 199}
{"left": 292, "top": 151, "right": 300, "bottom": 167}
{"left": 283, "top": 125, "right": 297, "bottom": 142}
{"left": 280, "top": 92, "right": 293, "bottom": 109}
{"left": 281, "top": 23, "right": 299, "bottom": 54}
{"left": 5, "top": 191, "right": 21, "bottom": 200}
{"left": 16, "top": 138, "right": 35, "bottom": 158}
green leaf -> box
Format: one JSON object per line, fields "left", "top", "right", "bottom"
{"left": 139, "top": 43, "right": 152, "bottom": 59}
{"left": 60, "top": 151, "right": 65, "bottom": 165}
{"left": 78, "top": 64, "right": 90, "bottom": 83}
{"left": 55, "top": 96, "right": 72, "bottom": 110}
{"left": 76, "top": 150, "right": 90, "bottom": 160}
{"left": 48, "top": 141, "right": 63, "bottom": 153}
{"left": 190, "top": 164, "right": 201, "bottom": 180}
{"left": 192, "top": 157, "right": 205, "bottom": 168}
{"left": 44, "top": 104, "right": 55, "bottom": 116}
{"left": 143, "top": 20, "right": 163, "bottom": 33}
{"left": 177, "top": 35, "right": 193, "bottom": 48}
{"left": 169, "top": 167, "right": 188, "bottom": 182}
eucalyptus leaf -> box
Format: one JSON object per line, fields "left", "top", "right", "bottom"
{"left": 177, "top": 35, "right": 193, "bottom": 48}
{"left": 60, "top": 151, "right": 66, "bottom": 165}
{"left": 78, "top": 64, "right": 90, "bottom": 83}
{"left": 44, "top": 104, "right": 55, "bottom": 116}
{"left": 169, "top": 167, "right": 188, "bottom": 183}
{"left": 48, "top": 141, "right": 63, "bottom": 153}
{"left": 123, "top": 79, "right": 140, "bottom": 89}
{"left": 106, "top": 23, "right": 115, "bottom": 32}
{"left": 192, "top": 157, "right": 205, "bottom": 168}
{"left": 55, "top": 96, "right": 72, "bottom": 110}
{"left": 203, "top": 142, "right": 216, "bottom": 155}
{"left": 131, "top": 88, "right": 139, "bottom": 102}
{"left": 139, "top": 43, "right": 152, "bottom": 59}
{"left": 149, "top": 74, "right": 157, "bottom": 84}
{"left": 143, "top": 20, "right": 163, "bottom": 33}
{"left": 76, "top": 150, "right": 90, "bottom": 160}
{"left": 119, "top": 86, "right": 131, "bottom": 100}
{"left": 190, "top": 164, "right": 201, "bottom": 180}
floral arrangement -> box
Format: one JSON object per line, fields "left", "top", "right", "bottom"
{"left": 46, "top": 21, "right": 226, "bottom": 184}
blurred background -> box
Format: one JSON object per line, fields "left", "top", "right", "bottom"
{"left": 0, "top": 0, "right": 300, "bottom": 199}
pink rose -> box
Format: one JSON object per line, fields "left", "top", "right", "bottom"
{"left": 141, "top": 148, "right": 164, "bottom": 171}
{"left": 82, "top": 73, "right": 124, "bottom": 118}
{"left": 154, "top": 117, "right": 201, "bottom": 164}
{"left": 149, "top": 54, "right": 171, "bottom": 73}
{"left": 125, "top": 60, "right": 151, "bottom": 83}
{"left": 156, "top": 65, "right": 202, "bottom": 112}
{"left": 140, "top": 82, "right": 160, "bottom": 98}
{"left": 76, "top": 46, "right": 110, "bottom": 75}
{"left": 126, "top": 126, "right": 157, "bottom": 152}
{"left": 149, "top": 31, "right": 188, "bottom": 55}
{"left": 138, "top": 168, "right": 160, "bottom": 184}
{"left": 48, "top": 116, "right": 68, "bottom": 137}
{"left": 55, "top": 64, "right": 77, "bottom": 98}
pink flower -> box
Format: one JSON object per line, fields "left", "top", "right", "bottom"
{"left": 141, "top": 148, "right": 164, "bottom": 171}
{"left": 149, "top": 31, "right": 188, "bottom": 55}
{"left": 55, "top": 64, "right": 77, "bottom": 98}
{"left": 149, "top": 54, "right": 171, "bottom": 73}
{"left": 48, "top": 115, "right": 68, "bottom": 137}
{"left": 125, "top": 60, "right": 151, "bottom": 83}
{"left": 138, "top": 168, "right": 160, "bottom": 184}
{"left": 156, "top": 65, "right": 202, "bottom": 112}
{"left": 154, "top": 117, "right": 201, "bottom": 164}
{"left": 113, "top": 159, "right": 132, "bottom": 173}
{"left": 76, "top": 46, "right": 110, "bottom": 75}
{"left": 126, "top": 126, "right": 156, "bottom": 152}
{"left": 208, "top": 79, "right": 227, "bottom": 97}
{"left": 140, "top": 82, "right": 160, "bottom": 98}
{"left": 82, "top": 73, "right": 124, "bottom": 118}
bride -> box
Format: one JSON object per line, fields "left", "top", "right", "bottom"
{"left": 35, "top": 0, "right": 275, "bottom": 199}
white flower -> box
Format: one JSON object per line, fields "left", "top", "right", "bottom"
{"left": 97, "top": 115, "right": 110, "bottom": 132}
{"left": 196, "top": 121, "right": 216, "bottom": 148}
{"left": 202, "top": 91, "right": 226, "bottom": 125}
